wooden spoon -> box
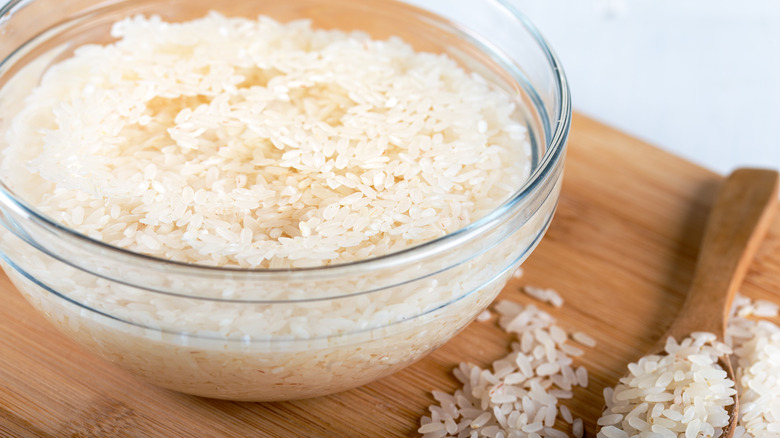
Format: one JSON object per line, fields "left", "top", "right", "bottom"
{"left": 652, "top": 167, "right": 779, "bottom": 437}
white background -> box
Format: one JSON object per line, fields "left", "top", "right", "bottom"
{"left": 508, "top": 0, "right": 780, "bottom": 175}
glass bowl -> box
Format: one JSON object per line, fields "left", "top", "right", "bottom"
{"left": 0, "top": 0, "right": 570, "bottom": 401}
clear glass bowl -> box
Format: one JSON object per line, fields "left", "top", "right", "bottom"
{"left": 0, "top": 0, "right": 570, "bottom": 401}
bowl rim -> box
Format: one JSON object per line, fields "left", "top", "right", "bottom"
{"left": 0, "top": 0, "right": 572, "bottom": 278}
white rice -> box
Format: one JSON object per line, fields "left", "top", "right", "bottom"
{"left": 1, "top": 12, "right": 531, "bottom": 269}
{"left": 419, "top": 290, "right": 594, "bottom": 437}
{"left": 522, "top": 286, "right": 564, "bottom": 308}
{"left": 477, "top": 310, "right": 494, "bottom": 323}
{"left": 599, "top": 294, "right": 780, "bottom": 438}
{"left": 0, "top": 12, "right": 553, "bottom": 401}
{"left": 597, "top": 333, "right": 736, "bottom": 438}
{"left": 572, "top": 331, "right": 597, "bottom": 348}
{"left": 728, "top": 295, "right": 780, "bottom": 438}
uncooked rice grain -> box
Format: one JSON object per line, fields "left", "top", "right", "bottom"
{"left": 522, "top": 286, "right": 563, "bottom": 308}
{"left": 597, "top": 333, "right": 736, "bottom": 438}
{"left": 477, "top": 310, "right": 494, "bottom": 323}
{"left": 728, "top": 295, "right": 780, "bottom": 438}
{"left": 419, "top": 291, "right": 595, "bottom": 437}
{"left": 0, "top": 12, "right": 556, "bottom": 401}
{"left": 572, "top": 418, "right": 584, "bottom": 438}
{"left": 572, "top": 331, "right": 597, "bottom": 348}
{"left": 2, "top": 12, "right": 531, "bottom": 269}
{"left": 599, "top": 293, "right": 780, "bottom": 438}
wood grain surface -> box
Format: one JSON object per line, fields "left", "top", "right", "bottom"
{"left": 2, "top": 113, "right": 779, "bottom": 437}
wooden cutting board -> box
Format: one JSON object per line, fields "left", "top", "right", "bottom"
{"left": 2, "top": 113, "right": 779, "bottom": 437}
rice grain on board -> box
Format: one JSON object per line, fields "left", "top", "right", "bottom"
{"left": 728, "top": 295, "right": 780, "bottom": 438}
{"left": 522, "top": 286, "right": 564, "bottom": 308}
{"left": 419, "top": 291, "right": 594, "bottom": 438}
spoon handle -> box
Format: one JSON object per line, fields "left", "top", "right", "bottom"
{"left": 661, "top": 168, "right": 779, "bottom": 346}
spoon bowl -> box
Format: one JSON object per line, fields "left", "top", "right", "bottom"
{"left": 601, "top": 168, "right": 779, "bottom": 438}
